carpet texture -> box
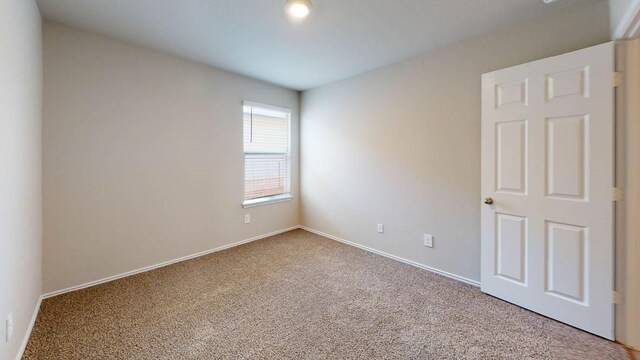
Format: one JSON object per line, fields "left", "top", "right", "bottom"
{"left": 24, "top": 229, "right": 627, "bottom": 359}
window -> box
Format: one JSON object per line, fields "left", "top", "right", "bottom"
{"left": 243, "top": 101, "right": 292, "bottom": 207}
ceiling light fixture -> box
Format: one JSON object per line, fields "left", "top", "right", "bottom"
{"left": 285, "top": 0, "right": 313, "bottom": 20}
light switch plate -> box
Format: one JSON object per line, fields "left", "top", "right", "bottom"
{"left": 244, "top": 214, "right": 251, "bottom": 224}
{"left": 377, "top": 224, "right": 384, "bottom": 234}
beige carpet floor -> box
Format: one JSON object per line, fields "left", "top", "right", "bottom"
{"left": 24, "top": 229, "right": 628, "bottom": 359}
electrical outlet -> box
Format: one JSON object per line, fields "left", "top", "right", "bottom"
{"left": 6, "top": 313, "right": 13, "bottom": 342}
{"left": 423, "top": 234, "right": 434, "bottom": 248}
{"left": 377, "top": 224, "right": 384, "bottom": 234}
{"left": 244, "top": 214, "right": 251, "bottom": 224}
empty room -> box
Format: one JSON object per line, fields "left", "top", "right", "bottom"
{"left": 2, "top": 0, "right": 640, "bottom": 359}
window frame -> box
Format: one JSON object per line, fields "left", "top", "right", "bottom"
{"left": 242, "top": 101, "right": 293, "bottom": 208}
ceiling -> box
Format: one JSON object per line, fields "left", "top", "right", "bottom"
{"left": 36, "top": 0, "right": 594, "bottom": 90}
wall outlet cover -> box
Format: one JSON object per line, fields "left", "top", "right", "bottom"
{"left": 423, "top": 234, "right": 434, "bottom": 248}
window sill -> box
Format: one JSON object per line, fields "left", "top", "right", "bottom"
{"left": 242, "top": 194, "right": 293, "bottom": 208}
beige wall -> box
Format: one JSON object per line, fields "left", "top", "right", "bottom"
{"left": 42, "top": 23, "right": 300, "bottom": 294}
{"left": 300, "top": 1, "right": 610, "bottom": 283}
{"left": 0, "top": 0, "right": 43, "bottom": 359}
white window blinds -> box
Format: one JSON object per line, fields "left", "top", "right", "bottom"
{"left": 243, "top": 102, "right": 291, "bottom": 201}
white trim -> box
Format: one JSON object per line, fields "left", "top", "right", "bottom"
{"left": 15, "top": 296, "right": 42, "bottom": 360}
{"left": 300, "top": 226, "right": 481, "bottom": 287}
{"left": 243, "top": 100, "right": 291, "bottom": 114}
{"left": 614, "top": 0, "right": 640, "bottom": 39}
{"left": 243, "top": 194, "right": 293, "bottom": 208}
{"left": 41, "top": 226, "right": 300, "bottom": 299}
{"left": 27, "top": 225, "right": 479, "bottom": 357}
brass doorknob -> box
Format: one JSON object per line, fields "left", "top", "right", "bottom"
{"left": 484, "top": 197, "right": 494, "bottom": 205}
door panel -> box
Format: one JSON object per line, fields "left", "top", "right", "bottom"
{"left": 496, "top": 213, "right": 528, "bottom": 285}
{"left": 546, "top": 115, "right": 588, "bottom": 200}
{"left": 496, "top": 120, "right": 527, "bottom": 194}
{"left": 546, "top": 66, "right": 589, "bottom": 101}
{"left": 481, "top": 42, "right": 614, "bottom": 339}
{"left": 545, "top": 221, "right": 587, "bottom": 304}
{"left": 496, "top": 79, "right": 528, "bottom": 108}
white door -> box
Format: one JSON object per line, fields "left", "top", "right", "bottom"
{"left": 481, "top": 42, "right": 615, "bottom": 339}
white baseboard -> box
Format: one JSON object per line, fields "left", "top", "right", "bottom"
{"left": 40, "top": 224, "right": 480, "bottom": 298}
{"left": 41, "top": 226, "right": 300, "bottom": 299}
{"left": 24, "top": 224, "right": 478, "bottom": 359}
{"left": 300, "top": 226, "right": 481, "bottom": 287}
{"left": 15, "top": 296, "right": 42, "bottom": 360}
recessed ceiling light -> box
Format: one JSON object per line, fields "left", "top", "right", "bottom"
{"left": 543, "top": 0, "right": 558, "bottom": 3}
{"left": 285, "top": 0, "right": 313, "bottom": 20}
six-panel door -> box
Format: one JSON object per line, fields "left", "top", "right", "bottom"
{"left": 481, "top": 42, "right": 614, "bottom": 339}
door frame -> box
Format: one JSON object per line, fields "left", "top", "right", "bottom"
{"left": 615, "top": 38, "right": 640, "bottom": 350}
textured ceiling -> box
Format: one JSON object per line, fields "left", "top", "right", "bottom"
{"left": 36, "top": 0, "right": 595, "bottom": 90}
